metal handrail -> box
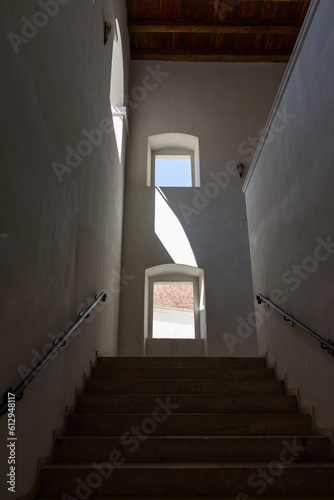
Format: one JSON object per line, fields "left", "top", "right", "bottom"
{"left": 257, "top": 294, "right": 334, "bottom": 357}
{"left": 0, "top": 291, "right": 107, "bottom": 417}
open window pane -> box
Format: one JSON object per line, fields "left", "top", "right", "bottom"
{"left": 155, "top": 156, "right": 192, "bottom": 187}
{"left": 112, "top": 113, "right": 124, "bottom": 163}
{"left": 152, "top": 282, "right": 195, "bottom": 339}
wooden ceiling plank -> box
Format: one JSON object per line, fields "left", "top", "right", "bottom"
{"left": 130, "top": 52, "right": 291, "bottom": 63}
{"left": 130, "top": 48, "right": 291, "bottom": 62}
{"left": 128, "top": 21, "right": 302, "bottom": 35}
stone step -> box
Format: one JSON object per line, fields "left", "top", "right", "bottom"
{"left": 96, "top": 357, "right": 267, "bottom": 369}
{"left": 66, "top": 413, "right": 314, "bottom": 436}
{"left": 76, "top": 394, "right": 299, "bottom": 414}
{"left": 92, "top": 366, "right": 275, "bottom": 380}
{"left": 39, "top": 462, "right": 334, "bottom": 496}
{"left": 85, "top": 378, "right": 286, "bottom": 396}
{"left": 55, "top": 435, "right": 333, "bottom": 463}
{"left": 36, "top": 497, "right": 334, "bottom": 500}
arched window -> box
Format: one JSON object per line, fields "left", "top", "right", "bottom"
{"left": 110, "top": 19, "right": 127, "bottom": 163}
{"left": 147, "top": 133, "right": 201, "bottom": 187}
{"left": 144, "top": 264, "right": 207, "bottom": 345}
{"left": 110, "top": 19, "right": 124, "bottom": 107}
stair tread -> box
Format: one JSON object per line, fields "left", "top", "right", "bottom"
{"left": 93, "top": 373, "right": 275, "bottom": 377}
{"left": 84, "top": 392, "right": 287, "bottom": 397}
{"left": 92, "top": 366, "right": 275, "bottom": 380}
{"left": 70, "top": 412, "right": 304, "bottom": 415}
{"left": 98, "top": 356, "right": 266, "bottom": 362}
{"left": 58, "top": 435, "right": 323, "bottom": 441}
{"left": 36, "top": 497, "right": 334, "bottom": 500}
{"left": 89, "top": 378, "right": 277, "bottom": 381}
{"left": 44, "top": 461, "right": 334, "bottom": 469}
{"left": 58, "top": 434, "right": 326, "bottom": 439}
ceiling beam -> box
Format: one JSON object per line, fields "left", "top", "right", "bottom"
{"left": 130, "top": 49, "right": 291, "bottom": 63}
{"left": 128, "top": 20, "right": 302, "bottom": 35}
{"left": 229, "top": 0, "right": 310, "bottom": 2}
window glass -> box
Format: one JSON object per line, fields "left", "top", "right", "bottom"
{"left": 155, "top": 155, "right": 192, "bottom": 187}
{"left": 152, "top": 282, "right": 195, "bottom": 339}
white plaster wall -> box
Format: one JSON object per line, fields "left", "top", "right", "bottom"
{"left": 119, "top": 60, "right": 286, "bottom": 357}
{"left": 0, "top": 0, "right": 129, "bottom": 497}
{"left": 244, "top": 0, "right": 334, "bottom": 434}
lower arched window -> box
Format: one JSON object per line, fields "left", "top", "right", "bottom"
{"left": 144, "top": 264, "right": 206, "bottom": 342}
{"left": 150, "top": 275, "right": 199, "bottom": 339}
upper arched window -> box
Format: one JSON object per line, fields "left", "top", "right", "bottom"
{"left": 147, "top": 133, "right": 201, "bottom": 187}
{"left": 110, "top": 19, "right": 127, "bottom": 163}
{"left": 110, "top": 19, "right": 124, "bottom": 107}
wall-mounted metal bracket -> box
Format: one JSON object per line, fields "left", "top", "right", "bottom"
{"left": 284, "top": 315, "right": 295, "bottom": 327}
{"left": 104, "top": 22, "right": 112, "bottom": 45}
{"left": 321, "top": 339, "right": 334, "bottom": 356}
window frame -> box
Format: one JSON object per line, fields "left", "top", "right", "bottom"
{"left": 147, "top": 134, "right": 201, "bottom": 187}
{"left": 110, "top": 19, "right": 128, "bottom": 164}
{"left": 148, "top": 273, "right": 200, "bottom": 340}
{"left": 152, "top": 148, "right": 195, "bottom": 187}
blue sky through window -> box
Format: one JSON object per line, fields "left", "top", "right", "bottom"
{"left": 155, "top": 156, "right": 192, "bottom": 187}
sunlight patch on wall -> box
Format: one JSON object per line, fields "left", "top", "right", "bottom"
{"left": 112, "top": 109, "right": 124, "bottom": 163}
{"left": 154, "top": 188, "right": 197, "bottom": 267}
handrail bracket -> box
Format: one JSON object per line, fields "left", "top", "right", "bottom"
{"left": 284, "top": 316, "right": 295, "bottom": 327}
{"left": 321, "top": 339, "right": 334, "bottom": 357}
{"left": 257, "top": 293, "right": 334, "bottom": 358}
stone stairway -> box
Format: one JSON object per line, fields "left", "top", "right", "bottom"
{"left": 37, "top": 357, "right": 334, "bottom": 499}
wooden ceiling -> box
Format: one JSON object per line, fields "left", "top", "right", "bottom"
{"left": 126, "top": 0, "right": 311, "bottom": 62}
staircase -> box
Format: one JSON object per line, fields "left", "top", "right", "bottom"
{"left": 37, "top": 357, "right": 334, "bottom": 499}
